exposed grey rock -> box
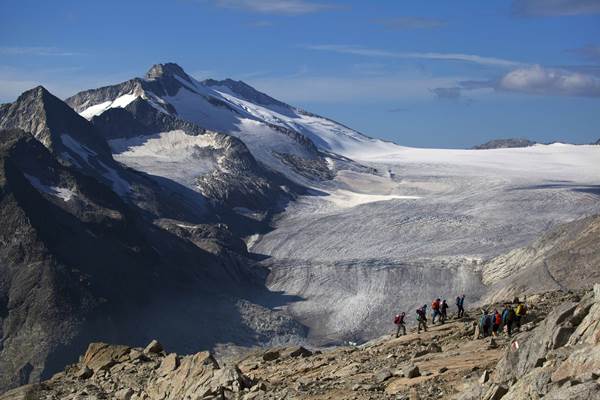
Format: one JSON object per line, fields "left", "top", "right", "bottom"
{"left": 115, "top": 388, "right": 134, "bottom": 400}
{"left": 481, "top": 384, "right": 508, "bottom": 400}
{"left": 374, "top": 368, "right": 392, "bottom": 383}
{"left": 473, "top": 138, "right": 536, "bottom": 150}
{"left": 158, "top": 353, "right": 179, "bottom": 375}
{"left": 403, "top": 364, "right": 421, "bottom": 379}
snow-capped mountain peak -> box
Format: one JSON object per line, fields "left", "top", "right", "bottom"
{"left": 65, "top": 63, "right": 400, "bottom": 184}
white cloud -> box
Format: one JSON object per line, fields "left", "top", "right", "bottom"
{"left": 214, "top": 0, "right": 337, "bottom": 15}
{"left": 499, "top": 65, "right": 600, "bottom": 96}
{"left": 512, "top": 0, "right": 600, "bottom": 16}
{"left": 305, "top": 45, "right": 524, "bottom": 68}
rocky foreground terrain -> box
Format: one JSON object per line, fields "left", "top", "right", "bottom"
{"left": 2, "top": 286, "right": 598, "bottom": 400}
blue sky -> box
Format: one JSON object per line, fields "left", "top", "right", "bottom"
{"left": 1, "top": 0, "right": 599, "bottom": 148}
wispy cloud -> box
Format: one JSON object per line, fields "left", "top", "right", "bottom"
{"left": 512, "top": 0, "right": 600, "bottom": 16}
{"left": 305, "top": 45, "right": 524, "bottom": 68}
{"left": 460, "top": 65, "right": 600, "bottom": 97}
{"left": 214, "top": 0, "right": 338, "bottom": 15}
{"left": 567, "top": 44, "right": 600, "bottom": 62}
{"left": 372, "top": 17, "right": 446, "bottom": 30}
{"left": 0, "top": 46, "right": 81, "bottom": 56}
{"left": 431, "top": 87, "right": 462, "bottom": 100}
{"left": 247, "top": 74, "right": 464, "bottom": 103}
{"left": 387, "top": 107, "right": 410, "bottom": 113}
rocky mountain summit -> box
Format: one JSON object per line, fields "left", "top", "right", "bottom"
{"left": 472, "top": 139, "right": 536, "bottom": 150}
{"left": 2, "top": 287, "right": 598, "bottom": 400}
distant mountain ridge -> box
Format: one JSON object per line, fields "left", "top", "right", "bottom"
{"left": 472, "top": 138, "right": 536, "bottom": 150}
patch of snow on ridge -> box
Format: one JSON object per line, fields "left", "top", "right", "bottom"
{"left": 97, "top": 160, "right": 131, "bottom": 196}
{"left": 24, "top": 173, "right": 75, "bottom": 202}
{"left": 79, "top": 93, "right": 138, "bottom": 119}
{"left": 61, "top": 134, "right": 98, "bottom": 162}
{"left": 109, "top": 130, "right": 221, "bottom": 191}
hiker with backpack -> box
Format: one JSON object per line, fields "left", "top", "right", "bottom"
{"left": 394, "top": 312, "right": 407, "bottom": 337}
{"left": 431, "top": 298, "right": 441, "bottom": 324}
{"left": 492, "top": 309, "right": 502, "bottom": 337}
{"left": 479, "top": 310, "right": 492, "bottom": 338}
{"left": 440, "top": 300, "right": 449, "bottom": 324}
{"left": 515, "top": 299, "right": 527, "bottom": 330}
{"left": 416, "top": 305, "right": 428, "bottom": 333}
{"left": 456, "top": 294, "right": 465, "bottom": 318}
{"left": 501, "top": 303, "right": 515, "bottom": 336}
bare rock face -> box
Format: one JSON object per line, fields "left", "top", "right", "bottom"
{"left": 479, "top": 284, "right": 600, "bottom": 399}
{"left": 483, "top": 215, "right": 600, "bottom": 303}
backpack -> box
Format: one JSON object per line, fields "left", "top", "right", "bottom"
{"left": 416, "top": 309, "right": 425, "bottom": 321}
{"left": 508, "top": 309, "right": 516, "bottom": 322}
{"left": 394, "top": 315, "right": 404, "bottom": 325}
{"left": 432, "top": 301, "right": 440, "bottom": 310}
{"left": 495, "top": 313, "right": 501, "bottom": 325}
{"left": 516, "top": 304, "right": 526, "bottom": 316}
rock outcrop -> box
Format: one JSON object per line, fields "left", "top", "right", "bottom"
{"left": 472, "top": 139, "right": 536, "bottom": 150}
{"left": 461, "top": 285, "right": 600, "bottom": 399}
{"left": 482, "top": 214, "right": 600, "bottom": 303}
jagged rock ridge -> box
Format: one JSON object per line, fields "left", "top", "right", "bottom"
{"left": 0, "top": 83, "right": 307, "bottom": 392}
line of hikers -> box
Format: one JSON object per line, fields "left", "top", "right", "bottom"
{"left": 477, "top": 299, "right": 527, "bottom": 338}
{"left": 393, "top": 294, "right": 466, "bottom": 337}
{"left": 393, "top": 295, "right": 527, "bottom": 338}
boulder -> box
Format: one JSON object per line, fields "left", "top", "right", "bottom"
{"left": 374, "top": 369, "right": 392, "bottom": 383}
{"left": 158, "top": 353, "right": 180, "bottom": 376}
{"left": 426, "top": 343, "right": 442, "bottom": 353}
{"left": 82, "top": 343, "right": 131, "bottom": 372}
{"left": 281, "top": 346, "right": 312, "bottom": 358}
{"left": 76, "top": 366, "right": 93, "bottom": 380}
{"left": 403, "top": 364, "right": 421, "bottom": 379}
{"left": 143, "top": 340, "right": 163, "bottom": 354}
{"left": 262, "top": 350, "right": 280, "bottom": 362}
{"left": 115, "top": 388, "right": 134, "bottom": 400}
